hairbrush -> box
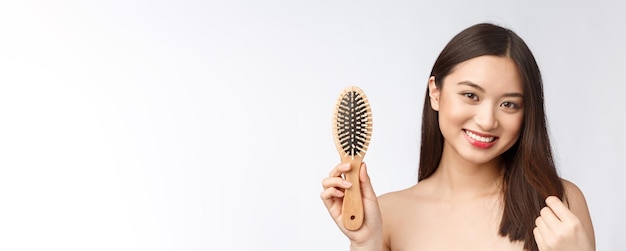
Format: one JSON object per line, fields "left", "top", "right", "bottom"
{"left": 332, "top": 86, "right": 373, "bottom": 231}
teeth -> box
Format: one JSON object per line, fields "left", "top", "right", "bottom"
{"left": 465, "top": 130, "right": 495, "bottom": 143}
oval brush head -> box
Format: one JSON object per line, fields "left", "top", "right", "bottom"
{"left": 332, "top": 86, "right": 373, "bottom": 231}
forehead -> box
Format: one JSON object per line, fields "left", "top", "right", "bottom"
{"left": 445, "top": 55, "right": 523, "bottom": 93}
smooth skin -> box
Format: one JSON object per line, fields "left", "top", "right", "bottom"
{"left": 321, "top": 56, "right": 595, "bottom": 251}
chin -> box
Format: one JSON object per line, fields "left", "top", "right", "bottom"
{"left": 459, "top": 148, "right": 505, "bottom": 165}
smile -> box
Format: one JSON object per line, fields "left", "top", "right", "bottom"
{"left": 464, "top": 130, "right": 496, "bottom": 143}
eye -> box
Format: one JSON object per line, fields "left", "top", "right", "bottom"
{"left": 501, "top": 101, "right": 521, "bottom": 109}
{"left": 462, "top": 92, "right": 478, "bottom": 101}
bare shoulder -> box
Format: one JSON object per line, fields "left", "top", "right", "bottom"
{"left": 377, "top": 185, "right": 416, "bottom": 214}
{"left": 376, "top": 184, "right": 423, "bottom": 250}
{"left": 561, "top": 178, "right": 590, "bottom": 213}
{"left": 561, "top": 178, "right": 596, "bottom": 244}
{"left": 377, "top": 183, "right": 425, "bottom": 213}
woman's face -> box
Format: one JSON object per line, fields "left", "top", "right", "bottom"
{"left": 429, "top": 55, "right": 524, "bottom": 165}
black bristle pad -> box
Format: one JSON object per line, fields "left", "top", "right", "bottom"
{"left": 336, "top": 91, "right": 370, "bottom": 156}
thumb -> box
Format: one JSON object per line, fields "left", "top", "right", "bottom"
{"left": 359, "top": 162, "right": 377, "bottom": 200}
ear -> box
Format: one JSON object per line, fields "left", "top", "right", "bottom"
{"left": 428, "top": 76, "right": 440, "bottom": 111}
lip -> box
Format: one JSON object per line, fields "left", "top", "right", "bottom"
{"left": 463, "top": 129, "right": 498, "bottom": 149}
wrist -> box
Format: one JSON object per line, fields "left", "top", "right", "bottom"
{"left": 349, "top": 235, "right": 383, "bottom": 251}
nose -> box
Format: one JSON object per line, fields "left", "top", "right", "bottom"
{"left": 474, "top": 104, "right": 498, "bottom": 131}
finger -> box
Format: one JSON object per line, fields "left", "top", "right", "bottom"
{"left": 329, "top": 162, "right": 351, "bottom": 178}
{"left": 545, "top": 196, "right": 575, "bottom": 222}
{"left": 359, "top": 162, "right": 378, "bottom": 201}
{"left": 320, "top": 187, "right": 345, "bottom": 200}
{"left": 321, "top": 176, "right": 353, "bottom": 190}
{"left": 534, "top": 216, "right": 555, "bottom": 246}
{"left": 533, "top": 226, "right": 547, "bottom": 251}
{"left": 539, "top": 206, "right": 560, "bottom": 231}
{"left": 320, "top": 188, "right": 344, "bottom": 219}
{"left": 320, "top": 187, "right": 344, "bottom": 206}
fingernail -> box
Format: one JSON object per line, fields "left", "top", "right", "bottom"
{"left": 342, "top": 180, "right": 352, "bottom": 187}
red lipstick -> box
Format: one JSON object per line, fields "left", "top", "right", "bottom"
{"left": 463, "top": 129, "right": 498, "bottom": 149}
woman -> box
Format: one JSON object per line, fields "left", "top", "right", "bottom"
{"left": 321, "top": 23, "right": 595, "bottom": 251}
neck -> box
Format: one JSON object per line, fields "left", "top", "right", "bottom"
{"left": 429, "top": 145, "right": 505, "bottom": 199}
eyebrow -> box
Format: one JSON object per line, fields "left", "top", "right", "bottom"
{"left": 457, "top": 81, "right": 524, "bottom": 98}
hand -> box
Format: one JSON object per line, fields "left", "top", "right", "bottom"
{"left": 320, "top": 162, "right": 383, "bottom": 249}
{"left": 533, "top": 196, "right": 594, "bottom": 251}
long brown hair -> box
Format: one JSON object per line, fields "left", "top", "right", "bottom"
{"left": 418, "top": 23, "right": 564, "bottom": 251}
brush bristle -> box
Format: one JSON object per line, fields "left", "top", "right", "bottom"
{"left": 333, "top": 86, "right": 372, "bottom": 159}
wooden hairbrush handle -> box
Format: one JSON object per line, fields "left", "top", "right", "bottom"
{"left": 341, "top": 157, "right": 364, "bottom": 231}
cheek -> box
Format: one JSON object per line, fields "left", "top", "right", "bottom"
{"left": 440, "top": 98, "right": 472, "bottom": 122}
{"left": 438, "top": 98, "right": 473, "bottom": 132}
{"left": 502, "top": 114, "right": 524, "bottom": 137}
{"left": 439, "top": 94, "right": 471, "bottom": 117}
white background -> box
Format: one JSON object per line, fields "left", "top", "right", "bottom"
{"left": 1, "top": 1, "right": 624, "bottom": 250}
